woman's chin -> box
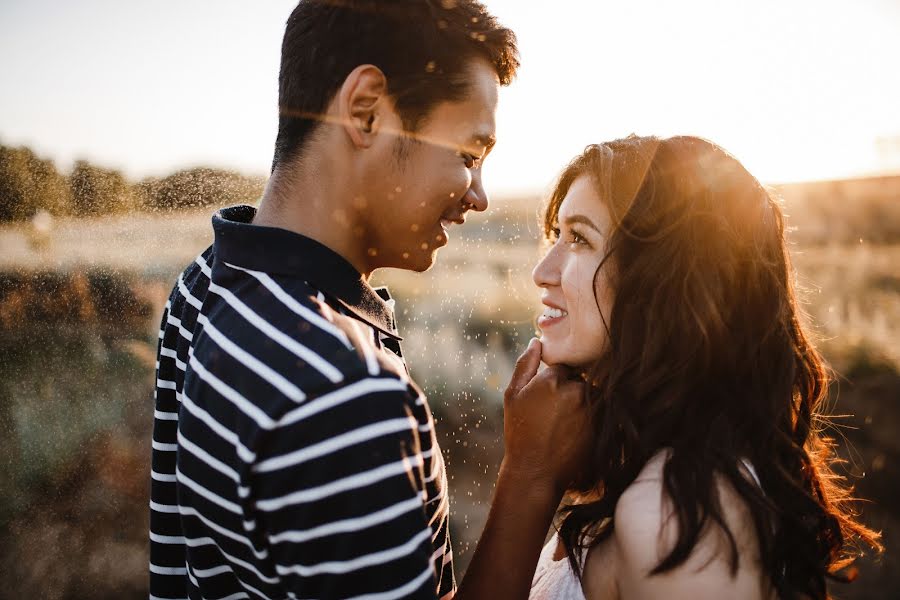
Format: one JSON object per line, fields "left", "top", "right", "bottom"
{"left": 539, "top": 339, "right": 598, "bottom": 370}
{"left": 539, "top": 341, "right": 575, "bottom": 367}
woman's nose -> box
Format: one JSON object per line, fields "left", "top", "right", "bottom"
{"left": 532, "top": 245, "right": 560, "bottom": 288}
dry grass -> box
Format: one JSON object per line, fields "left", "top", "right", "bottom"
{"left": 0, "top": 208, "right": 213, "bottom": 277}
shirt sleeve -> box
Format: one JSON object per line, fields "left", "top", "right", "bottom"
{"left": 149, "top": 298, "right": 189, "bottom": 600}
{"left": 244, "top": 376, "right": 440, "bottom": 600}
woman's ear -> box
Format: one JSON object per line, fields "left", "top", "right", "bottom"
{"left": 338, "top": 64, "right": 387, "bottom": 149}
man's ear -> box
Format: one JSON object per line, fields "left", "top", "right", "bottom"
{"left": 338, "top": 64, "right": 388, "bottom": 149}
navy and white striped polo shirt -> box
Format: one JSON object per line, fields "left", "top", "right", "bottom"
{"left": 149, "top": 205, "right": 454, "bottom": 600}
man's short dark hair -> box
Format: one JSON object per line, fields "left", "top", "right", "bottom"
{"left": 272, "top": 0, "right": 519, "bottom": 172}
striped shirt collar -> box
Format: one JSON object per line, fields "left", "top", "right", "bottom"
{"left": 212, "top": 205, "right": 401, "bottom": 341}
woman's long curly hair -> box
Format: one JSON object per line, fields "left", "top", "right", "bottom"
{"left": 546, "top": 136, "right": 882, "bottom": 599}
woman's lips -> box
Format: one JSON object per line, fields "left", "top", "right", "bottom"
{"left": 537, "top": 306, "right": 568, "bottom": 328}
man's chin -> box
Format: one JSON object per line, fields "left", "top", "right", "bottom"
{"left": 403, "top": 247, "right": 439, "bottom": 272}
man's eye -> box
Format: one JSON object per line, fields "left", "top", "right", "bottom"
{"left": 461, "top": 153, "right": 478, "bottom": 169}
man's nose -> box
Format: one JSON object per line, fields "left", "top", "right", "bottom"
{"left": 463, "top": 169, "right": 489, "bottom": 212}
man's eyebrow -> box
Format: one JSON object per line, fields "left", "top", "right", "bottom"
{"left": 562, "top": 214, "right": 602, "bottom": 234}
{"left": 471, "top": 133, "right": 496, "bottom": 152}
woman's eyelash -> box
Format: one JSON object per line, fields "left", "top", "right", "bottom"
{"left": 549, "top": 226, "right": 588, "bottom": 246}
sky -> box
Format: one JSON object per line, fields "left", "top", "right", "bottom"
{"left": 1, "top": 0, "right": 899, "bottom": 195}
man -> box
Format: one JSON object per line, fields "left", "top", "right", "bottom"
{"left": 149, "top": 1, "right": 587, "bottom": 599}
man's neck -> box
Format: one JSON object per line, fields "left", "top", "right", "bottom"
{"left": 253, "top": 163, "right": 374, "bottom": 280}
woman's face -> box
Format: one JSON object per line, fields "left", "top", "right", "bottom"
{"left": 533, "top": 175, "right": 615, "bottom": 367}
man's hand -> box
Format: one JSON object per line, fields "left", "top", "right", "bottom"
{"left": 502, "top": 337, "right": 590, "bottom": 497}
{"left": 455, "top": 337, "right": 592, "bottom": 600}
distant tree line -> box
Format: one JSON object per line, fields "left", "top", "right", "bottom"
{"left": 3, "top": 142, "right": 898, "bottom": 244}
{"left": 0, "top": 144, "right": 266, "bottom": 222}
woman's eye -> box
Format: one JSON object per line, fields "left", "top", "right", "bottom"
{"left": 461, "top": 153, "right": 478, "bottom": 169}
{"left": 547, "top": 225, "right": 588, "bottom": 247}
{"left": 564, "top": 229, "right": 592, "bottom": 248}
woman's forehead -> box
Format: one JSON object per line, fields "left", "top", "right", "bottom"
{"left": 558, "top": 176, "right": 606, "bottom": 223}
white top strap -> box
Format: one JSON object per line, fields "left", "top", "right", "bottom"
{"left": 739, "top": 457, "right": 764, "bottom": 491}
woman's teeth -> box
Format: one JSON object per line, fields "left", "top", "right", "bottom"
{"left": 542, "top": 307, "right": 567, "bottom": 319}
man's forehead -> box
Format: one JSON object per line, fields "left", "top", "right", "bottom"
{"left": 413, "top": 61, "right": 499, "bottom": 150}
{"left": 422, "top": 96, "right": 497, "bottom": 150}
{"left": 445, "top": 62, "right": 499, "bottom": 135}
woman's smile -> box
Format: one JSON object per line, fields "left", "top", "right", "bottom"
{"left": 537, "top": 304, "right": 568, "bottom": 328}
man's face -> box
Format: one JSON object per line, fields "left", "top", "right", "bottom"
{"left": 361, "top": 59, "right": 500, "bottom": 272}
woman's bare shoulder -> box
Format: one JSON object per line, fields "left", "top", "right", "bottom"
{"left": 598, "top": 451, "right": 770, "bottom": 599}
{"left": 612, "top": 450, "right": 678, "bottom": 572}
{"left": 581, "top": 452, "right": 671, "bottom": 599}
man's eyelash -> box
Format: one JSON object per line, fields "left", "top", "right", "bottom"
{"left": 461, "top": 153, "right": 481, "bottom": 169}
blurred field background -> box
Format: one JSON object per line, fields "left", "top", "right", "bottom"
{"left": 0, "top": 146, "right": 898, "bottom": 598}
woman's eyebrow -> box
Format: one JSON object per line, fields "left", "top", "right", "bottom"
{"left": 562, "top": 214, "right": 601, "bottom": 234}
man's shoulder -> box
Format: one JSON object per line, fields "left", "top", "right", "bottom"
{"left": 164, "top": 246, "right": 215, "bottom": 315}
{"left": 193, "top": 264, "right": 408, "bottom": 403}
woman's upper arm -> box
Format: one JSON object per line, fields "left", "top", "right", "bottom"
{"left": 611, "top": 463, "right": 761, "bottom": 600}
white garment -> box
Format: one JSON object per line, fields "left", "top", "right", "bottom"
{"left": 528, "top": 458, "right": 764, "bottom": 600}
{"left": 530, "top": 534, "right": 585, "bottom": 600}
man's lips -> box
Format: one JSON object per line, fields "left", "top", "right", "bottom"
{"left": 440, "top": 216, "right": 465, "bottom": 228}
{"left": 438, "top": 216, "right": 466, "bottom": 243}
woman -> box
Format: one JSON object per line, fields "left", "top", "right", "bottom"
{"left": 527, "top": 136, "right": 881, "bottom": 599}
